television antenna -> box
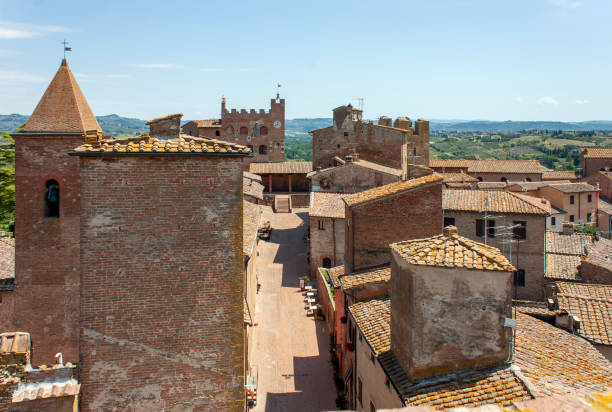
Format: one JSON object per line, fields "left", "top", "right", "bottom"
{"left": 352, "top": 98, "right": 364, "bottom": 111}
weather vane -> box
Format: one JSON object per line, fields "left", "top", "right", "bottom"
{"left": 276, "top": 83, "right": 281, "bottom": 100}
{"left": 62, "top": 39, "right": 72, "bottom": 59}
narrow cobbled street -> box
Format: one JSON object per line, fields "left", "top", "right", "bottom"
{"left": 250, "top": 209, "right": 336, "bottom": 412}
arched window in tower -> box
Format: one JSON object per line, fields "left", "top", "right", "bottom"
{"left": 215, "top": 130, "right": 220, "bottom": 137}
{"left": 322, "top": 257, "right": 332, "bottom": 268}
{"left": 260, "top": 126, "right": 268, "bottom": 136}
{"left": 240, "top": 126, "right": 248, "bottom": 136}
{"left": 501, "top": 177, "right": 508, "bottom": 183}
{"left": 259, "top": 145, "right": 268, "bottom": 155}
{"left": 44, "top": 179, "right": 60, "bottom": 218}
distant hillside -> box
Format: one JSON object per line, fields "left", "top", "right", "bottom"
{"left": 3, "top": 114, "right": 612, "bottom": 135}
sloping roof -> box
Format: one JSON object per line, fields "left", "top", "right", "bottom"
{"left": 146, "top": 113, "right": 182, "bottom": 125}
{"left": 353, "top": 158, "right": 403, "bottom": 177}
{"left": 23, "top": 59, "right": 101, "bottom": 133}
{"left": 599, "top": 198, "right": 612, "bottom": 215}
{"left": 243, "top": 201, "right": 261, "bottom": 256}
{"left": 514, "top": 312, "right": 612, "bottom": 396}
{"left": 0, "top": 237, "right": 14, "bottom": 280}
{"left": 244, "top": 297, "right": 252, "bottom": 326}
{"left": 545, "top": 253, "right": 582, "bottom": 280}
{"left": 391, "top": 226, "right": 514, "bottom": 272}
{"left": 340, "top": 265, "right": 390, "bottom": 290}
{"left": 343, "top": 173, "right": 443, "bottom": 207}
{"left": 326, "top": 265, "right": 345, "bottom": 288}
{"left": 555, "top": 282, "right": 612, "bottom": 345}
{"left": 348, "top": 297, "right": 390, "bottom": 355}
{"left": 583, "top": 237, "right": 612, "bottom": 272}
{"left": 477, "top": 182, "right": 508, "bottom": 190}
{"left": 243, "top": 176, "right": 264, "bottom": 200}
{"left": 582, "top": 147, "right": 612, "bottom": 158}
{"left": 441, "top": 172, "right": 478, "bottom": 183}
{"left": 542, "top": 170, "right": 577, "bottom": 180}
{"left": 185, "top": 119, "right": 222, "bottom": 128}
{"left": 545, "top": 231, "right": 592, "bottom": 255}
{"left": 243, "top": 171, "right": 262, "bottom": 182}
{"left": 429, "top": 159, "right": 469, "bottom": 169}
{"left": 73, "top": 134, "right": 250, "bottom": 155}
{"left": 507, "top": 181, "right": 547, "bottom": 192}
{"left": 12, "top": 376, "right": 80, "bottom": 403}
{"left": 443, "top": 190, "right": 550, "bottom": 215}
{"left": 546, "top": 182, "right": 598, "bottom": 193}
{"left": 249, "top": 161, "right": 313, "bottom": 174}
{"left": 309, "top": 192, "right": 345, "bottom": 219}
{"left": 467, "top": 159, "right": 544, "bottom": 174}
{"left": 514, "top": 300, "right": 560, "bottom": 317}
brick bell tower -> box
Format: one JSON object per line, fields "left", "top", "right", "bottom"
{"left": 0, "top": 58, "right": 101, "bottom": 365}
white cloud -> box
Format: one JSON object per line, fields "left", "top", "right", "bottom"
{"left": 574, "top": 99, "right": 589, "bottom": 105}
{"left": 538, "top": 96, "right": 560, "bottom": 105}
{"left": 130, "top": 63, "right": 183, "bottom": 69}
{"left": 0, "top": 70, "right": 45, "bottom": 84}
{"left": 0, "top": 21, "right": 72, "bottom": 39}
{"left": 548, "top": 0, "right": 582, "bottom": 9}
{"left": 515, "top": 97, "right": 524, "bottom": 104}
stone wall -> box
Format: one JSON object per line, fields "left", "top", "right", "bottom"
{"left": 315, "top": 268, "right": 335, "bottom": 334}
{"left": 443, "top": 211, "right": 546, "bottom": 300}
{"left": 309, "top": 217, "right": 345, "bottom": 278}
{"left": 147, "top": 114, "right": 181, "bottom": 139}
{"left": 310, "top": 162, "right": 400, "bottom": 194}
{"left": 390, "top": 257, "right": 513, "bottom": 381}
{"left": 78, "top": 155, "right": 245, "bottom": 411}
{"left": 0, "top": 135, "right": 83, "bottom": 365}
{"left": 582, "top": 155, "right": 612, "bottom": 178}
{"left": 345, "top": 182, "right": 442, "bottom": 272}
{"left": 471, "top": 172, "right": 542, "bottom": 182}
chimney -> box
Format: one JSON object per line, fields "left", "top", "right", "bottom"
{"left": 378, "top": 116, "right": 392, "bottom": 127}
{"left": 84, "top": 130, "right": 102, "bottom": 145}
{"left": 146, "top": 113, "right": 183, "bottom": 139}
{"left": 344, "top": 155, "right": 353, "bottom": 163}
{"left": 414, "top": 118, "right": 429, "bottom": 138}
{"left": 389, "top": 227, "right": 514, "bottom": 381}
{"left": 562, "top": 222, "right": 574, "bottom": 235}
{"left": 394, "top": 116, "right": 412, "bottom": 130}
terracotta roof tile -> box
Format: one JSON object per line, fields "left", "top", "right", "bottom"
{"left": 429, "top": 159, "right": 469, "bottom": 168}
{"left": 344, "top": 173, "right": 443, "bottom": 207}
{"left": 353, "top": 159, "right": 403, "bottom": 177}
{"left": 73, "top": 134, "right": 250, "bottom": 155}
{"left": 0, "top": 237, "right": 14, "bottom": 280}
{"left": 542, "top": 170, "right": 578, "bottom": 180}
{"left": 326, "top": 265, "right": 345, "bottom": 288}
{"left": 249, "top": 161, "right": 312, "bottom": 174}
{"left": 0, "top": 332, "right": 30, "bottom": 354}
{"left": 309, "top": 192, "right": 345, "bottom": 219}
{"left": 145, "top": 113, "right": 182, "bottom": 125}
{"left": 23, "top": 59, "right": 101, "bottom": 133}
{"left": 340, "top": 265, "right": 390, "bottom": 290}
{"left": 243, "top": 171, "right": 263, "bottom": 182}
{"left": 186, "top": 119, "right": 222, "bottom": 128}
{"left": 477, "top": 182, "right": 508, "bottom": 190}
{"left": 514, "top": 312, "right": 612, "bottom": 396}
{"left": 514, "top": 300, "right": 560, "bottom": 317}
{"left": 545, "top": 253, "right": 582, "bottom": 280}
{"left": 243, "top": 201, "right": 261, "bottom": 256}
{"left": 547, "top": 182, "right": 598, "bottom": 193}
{"left": 555, "top": 282, "right": 612, "bottom": 345}
{"left": 243, "top": 176, "right": 264, "bottom": 200}
{"left": 599, "top": 198, "right": 612, "bottom": 215}
{"left": 348, "top": 298, "right": 390, "bottom": 355}
{"left": 582, "top": 237, "right": 612, "bottom": 272}
{"left": 391, "top": 226, "right": 514, "bottom": 272}
{"left": 466, "top": 159, "right": 545, "bottom": 174}
{"left": 443, "top": 190, "right": 550, "bottom": 215}
{"left": 442, "top": 172, "right": 478, "bottom": 183}
{"left": 545, "top": 231, "right": 592, "bottom": 255}
{"left": 582, "top": 147, "right": 612, "bottom": 158}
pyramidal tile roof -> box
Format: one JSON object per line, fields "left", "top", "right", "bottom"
{"left": 23, "top": 59, "right": 101, "bottom": 133}
{"left": 390, "top": 226, "right": 515, "bottom": 271}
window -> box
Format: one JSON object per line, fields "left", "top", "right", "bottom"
{"left": 477, "top": 176, "right": 483, "bottom": 182}
{"left": 588, "top": 194, "right": 592, "bottom": 202}
{"left": 525, "top": 177, "right": 532, "bottom": 182}
{"left": 587, "top": 212, "right": 593, "bottom": 222}
{"left": 318, "top": 220, "right": 325, "bottom": 230}
{"left": 259, "top": 145, "right": 267, "bottom": 155}
{"left": 501, "top": 177, "right": 507, "bottom": 183}
{"left": 358, "top": 377, "right": 363, "bottom": 406}
{"left": 44, "top": 179, "right": 59, "bottom": 218}
{"left": 551, "top": 216, "right": 556, "bottom": 226}
{"left": 239, "top": 126, "right": 248, "bottom": 136}
{"left": 476, "top": 219, "right": 485, "bottom": 237}
{"left": 260, "top": 126, "right": 268, "bottom": 136}
{"left": 444, "top": 217, "right": 455, "bottom": 227}
{"left": 570, "top": 195, "right": 575, "bottom": 204}
{"left": 215, "top": 130, "right": 220, "bottom": 136}
{"left": 487, "top": 219, "right": 496, "bottom": 237}
{"left": 370, "top": 401, "right": 376, "bottom": 412}
{"left": 514, "top": 269, "right": 525, "bottom": 287}
{"left": 343, "top": 132, "right": 349, "bottom": 137}
{"left": 322, "top": 257, "right": 331, "bottom": 268}
{"left": 513, "top": 221, "right": 527, "bottom": 240}
{"left": 570, "top": 215, "right": 575, "bottom": 222}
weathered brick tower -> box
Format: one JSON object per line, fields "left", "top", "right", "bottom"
{"left": 0, "top": 58, "right": 100, "bottom": 365}
{"left": 73, "top": 134, "right": 249, "bottom": 410}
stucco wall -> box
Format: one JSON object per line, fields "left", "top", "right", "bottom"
{"left": 310, "top": 163, "right": 400, "bottom": 194}
{"left": 309, "top": 216, "right": 345, "bottom": 278}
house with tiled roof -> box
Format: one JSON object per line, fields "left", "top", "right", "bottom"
{"left": 579, "top": 237, "right": 612, "bottom": 284}
{"left": 343, "top": 228, "right": 612, "bottom": 411}
{"left": 309, "top": 192, "right": 346, "bottom": 278}
{"left": 581, "top": 147, "right": 612, "bottom": 178}
{"left": 544, "top": 228, "right": 593, "bottom": 282}
{"left": 542, "top": 170, "right": 578, "bottom": 181}
{"left": 343, "top": 174, "right": 443, "bottom": 272}
{"left": 308, "top": 154, "right": 403, "bottom": 194}
{"left": 442, "top": 189, "right": 550, "bottom": 300}
{"left": 430, "top": 159, "right": 545, "bottom": 182}
{"left": 537, "top": 182, "right": 599, "bottom": 226}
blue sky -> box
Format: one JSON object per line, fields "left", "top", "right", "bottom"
{"left": 1, "top": 0, "right": 611, "bottom": 121}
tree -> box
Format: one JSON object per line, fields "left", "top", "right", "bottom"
{"left": 0, "top": 131, "right": 15, "bottom": 231}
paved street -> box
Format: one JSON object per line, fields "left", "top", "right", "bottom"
{"left": 250, "top": 209, "right": 336, "bottom": 412}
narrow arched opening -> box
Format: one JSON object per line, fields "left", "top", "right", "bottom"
{"left": 44, "top": 179, "right": 60, "bottom": 218}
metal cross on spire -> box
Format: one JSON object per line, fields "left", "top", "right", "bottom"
{"left": 62, "top": 39, "right": 72, "bottom": 59}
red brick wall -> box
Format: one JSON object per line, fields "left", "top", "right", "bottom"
{"left": 9, "top": 397, "right": 76, "bottom": 412}
{"left": 78, "top": 155, "right": 245, "bottom": 411}
{"left": 0, "top": 135, "right": 83, "bottom": 365}
{"left": 582, "top": 156, "right": 612, "bottom": 178}
{"left": 346, "top": 182, "right": 442, "bottom": 271}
